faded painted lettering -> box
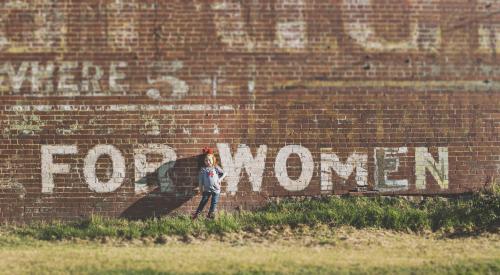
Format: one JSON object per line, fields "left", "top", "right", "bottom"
{"left": 342, "top": 0, "right": 440, "bottom": 51}
{"left": 146, "top": 61, "right": 189, "bottom": 100}
{"left": 84, "top": 145, "right": 126, "bottom": 193}
{"left": 211, "top": 0, "right": 306, "bottom": 51}
{"left": 415, "top": 147, "right": 449, "bottom": 189}
{"left": 41, "top": 145, "right": 78, "bottom": 194}
{"left": 275, "top": 145, "right": 314, "bottom": 191}
{"left": 321, "top": 150, "right": 368, "bottom": 191}
{"left": 109, "top": 61, "right": 128, "bottom": 94}
{"left": 217, "top": 143, "right": 267, "bottom": 194}
{"left": 134, "top": 144, "right": 177, "bottom": 194}
{"left": 374, "top": 147, "right": 409, "bottom": 191}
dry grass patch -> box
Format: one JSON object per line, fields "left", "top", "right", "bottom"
{"left": 0, "top": 228, "right": 498, "bottom": 274}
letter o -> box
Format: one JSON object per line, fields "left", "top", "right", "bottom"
{"left": 84, "top": 145, "right": 126, "bottom": 193}
{"left": 274, "top": 145, "right": 314, "bottom": 191}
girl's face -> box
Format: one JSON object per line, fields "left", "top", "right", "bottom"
{"left": 204, "top": 154, "right": 215, "bottom": 167}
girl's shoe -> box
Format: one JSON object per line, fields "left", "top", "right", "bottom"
{"left": 191, "top": 212, "right": 199, "bottom": 220}
{"left": 207, "top": 212, "right": 215, "bottom": 220}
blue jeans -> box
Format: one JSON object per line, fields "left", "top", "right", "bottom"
{"left": 195, "top": 191, "right": 220, "bottom": 215}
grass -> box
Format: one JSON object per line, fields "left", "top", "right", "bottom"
{"left": 7, "top": 193, "right": 499, "bottom": 241}
{"left": 0, "top": 192, "right": 498, "bottom": 274}
{"left": 0, "top": 228, "right": 498, "bottom": 274}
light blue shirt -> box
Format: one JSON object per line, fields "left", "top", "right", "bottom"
{"left": 198, "top": 166, "right": 225, "bottom": 193}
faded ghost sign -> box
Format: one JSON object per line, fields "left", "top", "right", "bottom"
{"left": 41, "top": 143, "right": 449, "bottom": 195}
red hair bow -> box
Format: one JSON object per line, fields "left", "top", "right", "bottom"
{"left": 202, "top": 147, "right": 214, "bottom": 154}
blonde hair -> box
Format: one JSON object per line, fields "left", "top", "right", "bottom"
{"left": 205, "top": 153, "right": 217, "bottom": 166}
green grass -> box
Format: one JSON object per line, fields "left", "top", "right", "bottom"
{"left": 7, "top": 193, "right": 498, "bottom": 241}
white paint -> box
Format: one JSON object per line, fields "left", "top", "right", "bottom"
{"left": 0, "top": 36, "right": 7, "bottom": 50}
{"left": 146, "top": 61, "right": 189, "bottom": 100}
{"left": 134, "top": 144, "right": 176, "bottom": 194}
{"left": 30, "top": 62, "right": 55, "bottom": 94}
{"left": 142, "top": 115, "right": 160, "bottom": 135}
{"left": 478, "top": 24, "right": 499, "bottom": 53}
{"left": 212, "top": 76, "right": 217, "bottom": 97}
{"left": 5, "top": 104, "right": 236, "bottom": 112}
{"left": 109, "top": 61, "right": 128, "bottom": 93}
{"left": 277, "top": 0, "right": 306, "bottom": 49}
{"left": 374, "top": 147, "right": 408, "bottom": 191}
{"left": 276, "top": 21, "right": 306, "bottom": 50}
{"left": 415, "top": 147, "right": 449, "bottom": 189}
{"left": 275, "top": 145, "right": 314, "bottom": 191}
{"left": 146, "top": 89, "right": 161, "bottom": 100}
{"left": 81, "top": 61, "right": 103, "bottom": 94}
{"left": 213, "top": 124, "right": 220, "bottom": 135}
{"left": 5, "top": 0, "right": 29, "bottom": 8}
{"left": 0, "top": 0, "right": 65, "bottom": 52}
{"left": 320, "top": 150, "right": 367, "bottom": 191}
{"left": 84, "top": 145, "right": 126, "bottom": 193}
{"left": 217, "top": 143, "right": 268, "bottom": 195}
{"left": 0, "top": 62, "right": 29, "bottom": 93}
{"left": 1, "top": 61, "right": 134, "bottom": 95}
{"left": 248, "top": 80, "right": 255, "bottom": 93}
{"left": 38, "top": 144, "right": 453, "bottom": 194}
{"left": 211, "top": 0, "right": 306, "bottom": 51}
{"left": 57, "top": 62, "right": 79, "bottom": 94}
{"left": 477, "top": 0, "right": 499, "bottom": 53}
{"left": 108, "top": 0, "right": 139, "bottom": 49}
{"left": 342, "top": 0, "right": 440, "bottom": 51}
{"left": 41, "top": 145, "right": 78, "bottom": 193}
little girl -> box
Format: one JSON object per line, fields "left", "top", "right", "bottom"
{"left": 192, "top": 148, "right": 226, "bottom": 219}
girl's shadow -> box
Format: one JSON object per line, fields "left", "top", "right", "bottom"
{"left": 120, "top": 154, "right": 206, "bottom": 220}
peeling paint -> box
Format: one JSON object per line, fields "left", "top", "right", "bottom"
{"left": 321, "top": 149, "right": 368, "bottom": 191}
{"left": 276, "top": 80, "right": 500, "bottom": 92}
{"left": 477, "top": 0, "right": 499, "bottom": 54}
{"left": 84, "top": 145, "right": 126, "bottom": 193}
{"left": 142, "top": 115, "right": 160, "bottom": 136}
{"left": 9, "top": 114, "right": 45, "bottom": 135}
{"left": 146, "top": 61, "right": 188, "bottom": 100}
{"left": 374, "top": 147, "right": 409, "bottom": 191}
{"left": 248, "top": 80, "right": 255, "bottom": 93}
{"left": 56, "top": 121, "right": 82, "bottom": 135}
{"left": 211, "top": 0, "right": 307, "bottom": 51}
{"left": 41, "top": 145, "right": 78, "bottom": 194}
{"left": 217, "top": 143, "right": 267, "bottom": 195}
{"left": 107, "top": 0, "right": 139, "bottom": 50}
{"left": 134, "top": 144, "right": 176, "bottom": 194}
{"left": 0, "top": 0, "right": 65, "bottom": 52}
{"left": 342, "top": 0, "right": 440, "bottom": 52}
{"left": 275, "top": 145, "right": 314, "bottom": 192}
{"left": 478, "top": 24, "right": 499, "bottom": 54}
{"left": 0, "top": 61, "right": 130, "bottom": 96}
{"left": 0, "top": 180, "right": 26, "bottom": 199}
{"left": 415, "top": 147, "right": 449, "bottom": 190}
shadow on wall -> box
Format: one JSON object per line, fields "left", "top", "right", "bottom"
{"left": 120, "top": 154, "right": 206, "bottom": 220}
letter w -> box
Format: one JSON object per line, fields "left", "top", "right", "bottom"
{"left": 217, "top": 143, "right": 267, "bottom": 195}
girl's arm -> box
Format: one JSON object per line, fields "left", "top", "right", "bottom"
{"left": 216, "top": 166, "right": 227, "bottom": 183}
{"left": 197, "top": 171, "right": 203, "bottom": 191}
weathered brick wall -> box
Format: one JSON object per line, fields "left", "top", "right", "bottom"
{"left": 0, "top": 0, "right": 499, "bottom": 221}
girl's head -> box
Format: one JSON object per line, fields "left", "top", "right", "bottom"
{"left": 204, "top": 153, "right": 216, "bottom": 167}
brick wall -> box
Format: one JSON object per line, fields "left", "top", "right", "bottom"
{"left": 0, "top": 0, "right": 498, "bottom": 221}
